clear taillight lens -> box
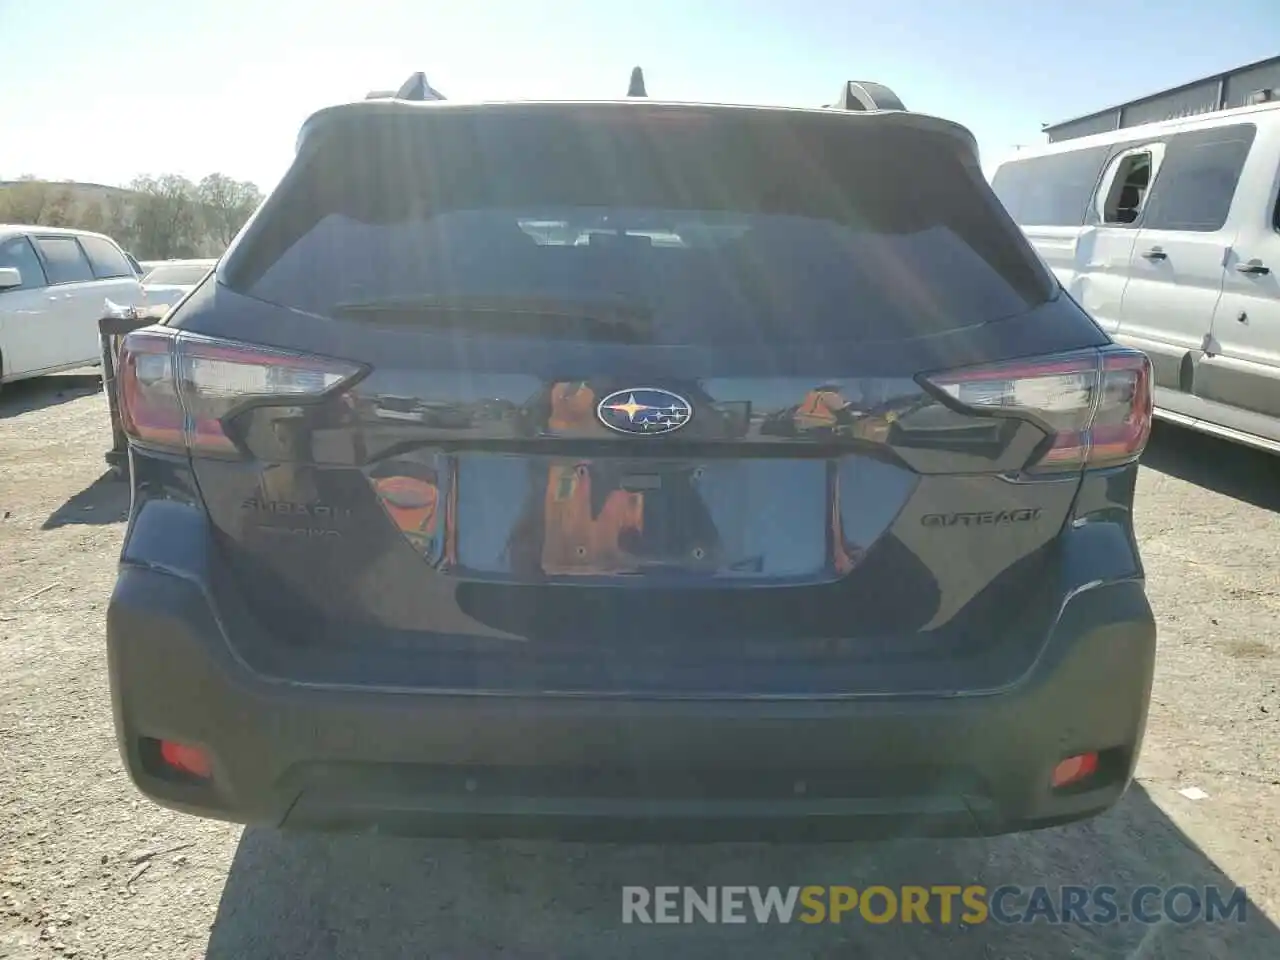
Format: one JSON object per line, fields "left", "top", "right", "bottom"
{"left": 117, "top": 327, "right": 362, "bottom": 455}
{"left": 1091, "top": 350, "right": 1154, "bottom": 467}
{"left": 924, "top": 347, "right": 1153, "bottom": 472}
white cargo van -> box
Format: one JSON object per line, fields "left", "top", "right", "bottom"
{"left": 991, "top": 102, "right": 1280, "bottom": 453}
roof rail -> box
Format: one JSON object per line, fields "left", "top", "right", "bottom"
{"left": 628, "top": 66, "right": 647, "bottom": 97}
{"left": 828, "top": 81, "right": 906, "bottom": 112}
{"left": 365, "top": 72, "right": 445, "bottom": 102}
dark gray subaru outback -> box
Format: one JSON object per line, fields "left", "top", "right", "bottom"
{"left": 106, "top": 73, "right": 1156, "bottom": 841}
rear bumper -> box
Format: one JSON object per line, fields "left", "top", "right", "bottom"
{"left": 107, "top": 557, "right": 1156, "bottom": 841}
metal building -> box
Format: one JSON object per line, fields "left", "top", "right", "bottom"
{"left": 1043, "top": 55, "right": 1280, "bottom": 143}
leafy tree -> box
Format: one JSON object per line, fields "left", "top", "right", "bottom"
{"left": 104, "top": 192, "right": 138, "bottom": 250}
{"left": 0, "top": 172, "right": 264, "bottom": 258}
{"left": 78, "top": 201, "right": 107, "bottom": 234}
{"left": 0, "top": 175, "right": 73, "bottom": 225}
{"left": 129, "top": 174, "right": 200, "bottom": 258}
{"left": 197, "top": 174, "right": 263, "bottom": 247}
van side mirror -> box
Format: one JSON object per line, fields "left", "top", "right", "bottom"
{"left": 0, "top": 267, "right": 22, "bottom": 290}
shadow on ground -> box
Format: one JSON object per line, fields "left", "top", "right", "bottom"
{"left": 205, "top": 785, "right": 1276, "bottom": 959}
{"left": 0, "top": 372, "right": 102, "bottom": 419}
{"left": 1142, "top": 422, "right": 1280, "bottom": 513}
{"left": 43, "top": 469, "right": 129, "bottom": 529}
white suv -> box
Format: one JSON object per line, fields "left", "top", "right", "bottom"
{"left": 0, "top": 225, "right": 145, "bottom": 389}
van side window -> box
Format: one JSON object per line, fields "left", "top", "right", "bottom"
{"left": 0, "top": 236, "right": 48, "bottom": 290}
{"left": 35, "top": 236, "right": 95, "bottom": 284}
{"left": 990, "top": 147, "right": 1108, "bottom": 227}
{"left": 1102, "top": 152, "right": 1152, "bottom": 225}
{"left": 1143, "top": 124, "right": 1257, "bottom": 233}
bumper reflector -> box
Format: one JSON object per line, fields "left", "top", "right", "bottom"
{"left": 1050, "top": 751, "right": 1099, "bottom": 789}
{"left": 159, "top": 740, "right": 212, "bottom": 780}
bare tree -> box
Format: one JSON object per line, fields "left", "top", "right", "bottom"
{"left": 197, "top": 173, "right": 263, "bottom": 248}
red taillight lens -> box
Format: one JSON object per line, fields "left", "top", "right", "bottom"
{"left": 924, "top": 347, "right": 1152, "bottom": 472}
{"left": 117, "top": 328, "right": 362, "bottom": 455}
{"left": 118, "top": 327, "right": 184, "bottom": 449}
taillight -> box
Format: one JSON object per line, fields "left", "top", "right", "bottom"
{"left": 1091, "top": 350, "right": 1154, "bottom": 466}
{"left": 924, "top": 347, "right": 1152, "bottom": 472}
{"left": 117, "top": 327, "right": 362, "bottom": 455}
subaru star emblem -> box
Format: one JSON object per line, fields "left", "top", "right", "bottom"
{"left": 597, "top": 388, "right": 692, "bottom": 436}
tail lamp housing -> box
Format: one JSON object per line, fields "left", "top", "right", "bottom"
{"left": 117, "top": 327, "right": 363, "bottom": 456}
{"left": 923, "top": 347, "right": 1153, "bottom": 473}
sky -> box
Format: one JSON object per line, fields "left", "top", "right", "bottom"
{"left": 1, "top": 0, "right": 1278, "bottom": 191}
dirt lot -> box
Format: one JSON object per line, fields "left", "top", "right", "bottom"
{"left": 1, "top": 372, "right": 1278, "bottom": 959}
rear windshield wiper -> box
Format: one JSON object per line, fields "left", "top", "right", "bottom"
{"left": 331, "top": 295, "right": 654, "bottom": 343}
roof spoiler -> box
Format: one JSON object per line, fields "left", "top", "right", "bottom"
{"left": 827, "top": 81, "right": 906, "bottom": 112}
{"left": 365, "top": 72, "right": 445, "bottom": 102}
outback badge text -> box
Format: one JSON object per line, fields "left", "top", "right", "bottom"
{"left": 920, "top": 508, "right": 1042, "bottom": 528}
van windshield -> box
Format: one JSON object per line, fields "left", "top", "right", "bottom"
{"left": 226, "top": 109, "right": 1052, "bottom": 345}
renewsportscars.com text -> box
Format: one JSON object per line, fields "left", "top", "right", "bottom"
{"left": 621, "top": 885, "right": 1248, "bottom": 926}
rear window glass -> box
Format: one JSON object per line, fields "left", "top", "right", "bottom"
{"left": 991, "top": 147, "right": 1109, "bottom": 227}
{"left": 228, "top": 109, "right": 1051, "bottom": 344}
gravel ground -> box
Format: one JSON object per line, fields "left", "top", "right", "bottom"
{"left": 1, "top": 372, "right": 1278, "bottom": 959}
